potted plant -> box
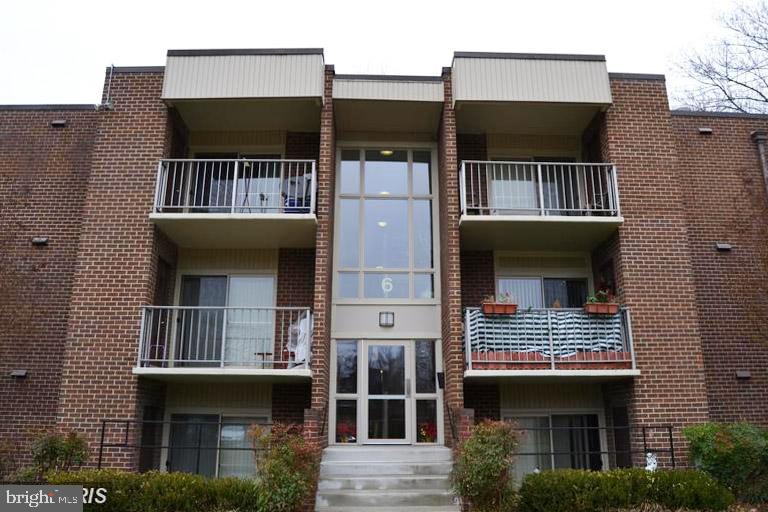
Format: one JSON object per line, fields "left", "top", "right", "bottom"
{"left": 417, "top": 422, "right": 438, "bottom": 443}
{"left": 481, "top": 292, "right": 518, "bottom": 315}
{"left": 584, "top": 289, "right": 620, "bottom": 315}
{"left": 336, "top": 421, "right": 356, "bottom": 443}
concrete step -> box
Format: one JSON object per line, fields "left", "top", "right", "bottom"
{"left": 318, "top": 474, "right": 452, "bottom": 491}
{"left": 319, "top": 460, "right": 453, "bottom": 477}
{"left": 315, "top": 489, "right": 457, "bottom": 508}
{"left": 321, "top": 446, "right": 453, "bottom": 463}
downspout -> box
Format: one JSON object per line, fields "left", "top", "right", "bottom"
{"left": 751, "top": 129, "right": 768, "bottom": 196}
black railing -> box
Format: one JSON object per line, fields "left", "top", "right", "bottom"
{"left": 512, "top": 423, "right": 676, "bottom": 472}
{"left": 97, "top": 419, "right": 271, "bottom": 477}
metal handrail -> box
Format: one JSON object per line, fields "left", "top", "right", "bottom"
{"left": 154, "top": 158, "right": 317, "bottom": 214}
{"left": 137, "top": 306, "right": 312, "bottom": 369}
{"left": 459, "top": 160, "right": 620, "bottom": 217}
{"left": 464, "top": 307, "right": 634, "bottom": 371}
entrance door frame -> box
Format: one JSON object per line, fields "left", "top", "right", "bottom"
{"left": 361, "top": 340, "right": 412, "bottom": 445}
{"left": 329, "top": 338, "right": 444, "bottom": 446}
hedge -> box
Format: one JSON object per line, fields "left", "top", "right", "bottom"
{"left": 48, "top": 470, "right": 260, "bottom": 512}
{"left": 517, "top": 468, "right": 735, "bottom": 512}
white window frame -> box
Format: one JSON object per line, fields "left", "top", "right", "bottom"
{"left": 333, "top": 144, "right": 440, "bottom": 304}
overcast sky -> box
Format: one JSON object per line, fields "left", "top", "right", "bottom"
{"left": 1, "top": 0, "right": 735, "bottom": 105}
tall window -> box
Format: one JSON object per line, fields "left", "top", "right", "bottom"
{"left": 337, "top": 149, "right": 434, "bottom": 299}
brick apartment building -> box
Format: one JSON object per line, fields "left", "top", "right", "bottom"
{"left": 1, "top": 49, "right": 767, "bottom": 508}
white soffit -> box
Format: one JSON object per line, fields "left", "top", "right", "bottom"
{"left": 452, "top": 52, "right": 612, "bottom": 105}
{"left": 333, "top": 75, "right": 444, "bottom": 102}
{"left": 162, "top": 49, "right": 325, "bottom": 100}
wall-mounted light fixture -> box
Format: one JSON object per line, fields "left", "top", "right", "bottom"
{"left": 31, "top": 237, "right": 49, "bottom": 246}
{"left": 379, "top": 311, "right": 395, "bottom": 328}
{"left": 50, "top": 119, "right": 67, "bottom": 128}
{"left": 10, "top": 369, "right": 28, "bottom": 379}
{"left": 698, "top": 127, "right": 713, "bottom": 135}
{"left": 715, "top": 242, "right": 732, "bottom": 252}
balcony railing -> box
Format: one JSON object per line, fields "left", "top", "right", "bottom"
{"left": 460, "top": 161, "right": 620, "bottom": 217}
{"left": 153, "top": 159, "right": 316, "bottom": 214}
{"left": 464, "top": 307, "right": 635, "bottom": 372}
{"left": 137, "top": 306, "right": 312, "bottom": 369}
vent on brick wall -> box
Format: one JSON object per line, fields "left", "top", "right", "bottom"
{"left": 698, "top": 127, "right": 713, "bottom": 135}
{"left": 50, "top": 119, "right": 67, "bottom": 128}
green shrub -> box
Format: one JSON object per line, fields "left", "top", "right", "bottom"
{"left": 684, "top": 422, "right": 768, "bottom": 502}
{"left": 250, "top": 423, "right": 321, "bottom": 512}
{"left": 451, "top": 420, "right": 520, "bottom": 512}
{"left": 48, "top": 469, "right": 260, "bottom": 512}
{"left": 28, "top": 430, "right": 89, "bottom": 480}
{"left": 517, "top": 468, "right": 734, "bottom": 512}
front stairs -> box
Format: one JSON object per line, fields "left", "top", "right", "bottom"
{"left": 315, "top": 446, "right": 460, "bottom": 511}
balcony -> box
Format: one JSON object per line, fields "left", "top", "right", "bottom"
{"left": 133, "top": 306, "right": 312, "bottom": 380}
{"left": 464, "top": 307, "right": 638, "bottom": 378}
{"left": 459, "top": 161, "right": 623, "bottom": 250}
{"left": 149, "top": 159, "right": 317, "bottom": 248}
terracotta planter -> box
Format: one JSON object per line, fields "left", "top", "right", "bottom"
{"left": 481, "top": 302, "right": 518, "bottom": 315}
{"left": 584, "top": 302, "right": 620, "bottom": 315}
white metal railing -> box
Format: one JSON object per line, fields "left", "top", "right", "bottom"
{"left": 460, "top": 161, "right": 620, "bottom": 217}
{"left": 137, "top": 306, "right": 312, "bottom": 369}
{"left": 153, "top": 159, "right": 316, "bottom": 214}
{"left": 464, "top": 307, "right": 635, "bottom": 371}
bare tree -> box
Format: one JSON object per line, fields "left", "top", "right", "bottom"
{"left": 677, "top": 1, "right": 768, "bottom": 113}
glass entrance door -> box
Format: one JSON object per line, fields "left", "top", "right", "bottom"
{"left": 364, "top": 341, "right": 410, "bottom": 444}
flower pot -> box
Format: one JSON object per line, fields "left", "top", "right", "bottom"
{"left": 583, "top": 302, "right": 620, "bottom": 315}
{"left": 482, "top": 302, "right": 518, "bottom": 315}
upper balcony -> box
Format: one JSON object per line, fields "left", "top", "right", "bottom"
{"left": 464, "top": 306, "right": 638, "bottom": 379}
{"left": 459, "top": 161, "right": 623, "bottom": 250}
{"left": 150, "top": 158, "right": 317, "bottom": 248}
{"left": 133, "top": 305, "right": 312, "bottom": 380}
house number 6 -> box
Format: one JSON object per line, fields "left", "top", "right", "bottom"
{"left": 381, "top": 277, "right": 393, "bottom": 294}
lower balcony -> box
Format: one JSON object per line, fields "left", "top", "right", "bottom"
{"left": 464, "top": 307, "right": 638, "bottom": 378}
{"left": 134, "top": 306, "right": 312, "bottom": 380}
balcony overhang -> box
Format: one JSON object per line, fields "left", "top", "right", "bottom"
{"left": 150, "top": 213, "right": 317, "bottom": 249}
{"left": 133, "top": 367, "right": 312, "bottom": 382}
{"left": 464, "top": 369, "right": 640, "bottom": 381}
{"left": 459, "top": 214, "right": 623, "bottom": 250}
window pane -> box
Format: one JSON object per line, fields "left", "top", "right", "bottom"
{"left": 340, "top": 150, "right": 360, "bottom": 194}
{"left": 497, "top": 278, "right": 542, "bottom": 308}
{"left": 219, "top": 418, "right": 258, "bottom": 478}
{"left": 551, "top": 414, "right": 602, "bottom": 470}
{"left": 413, "top": 151, "right": 431, "bottom": 195}
{"left": 336, "top": 341, "right": 358, "bottom": 394}
{"left": 414, "top": 273, "right": 434, "bottom": 299}
{"left": 368, "top": 345, "right": 405, "bottom": 395}
{"left": 416, "top": 400, "right": 438, "bottom": 443}
{"left": 364, "top": 273, "right": 408, "bottom": 299}
{"left": 415, "top": 340, "right": 436, "bottom": 393}
{"left": 364, "top": 150, "right": 408, "bottom": 195}
{"left": 512, "top": 417, "right": 552, "bottom": 484}
{"left": 336, "top": 400, "right": 357, "bottom": 443}
{"left": 339, "top": 199, "right": 359, "bottom": 268}
{"left": 413, "top": 200, "right": 433, "bottom": 269}
{"left": 368, "top": 399, "right": 406, "bottom": 440}
{"left": 364, "top": 199, "right": 408, "bottom": 269}
{"left": 543, "top": 278, "right": 587, "bottom": 308}
{"left": 338, "top": 272, "right": 359, "bottom": 298}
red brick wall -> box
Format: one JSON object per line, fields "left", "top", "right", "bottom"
{"left": 460, "top": 250, "right": 495, "bottom": 308}
{"left": 55, "top": 69, "right": 170, "bottom": 470}
{"left": 277, "top": 249, "right": 316, "bottom": 308}
{"left": 272, "top": 383, "right": 312, "bottom": 425}
{"left": 306, "top": 66, "right": 336, "bottom": 446}
{"left": 285, "top": 132, "right": 320, "bottom": 160}
{"left": 672, "top": 113, "right": 768, "bottom": 426}
{"left": 463, "top": 382, "right": 500, "bottom": 421}
{"left": 438, "top": 68, "right": 465, "bottom": 447}
{"left": 0, "top": 107, "right": 97, "bottom": 467}
{"left": 601, "top": 77, "right": 710, "bottom": 449}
